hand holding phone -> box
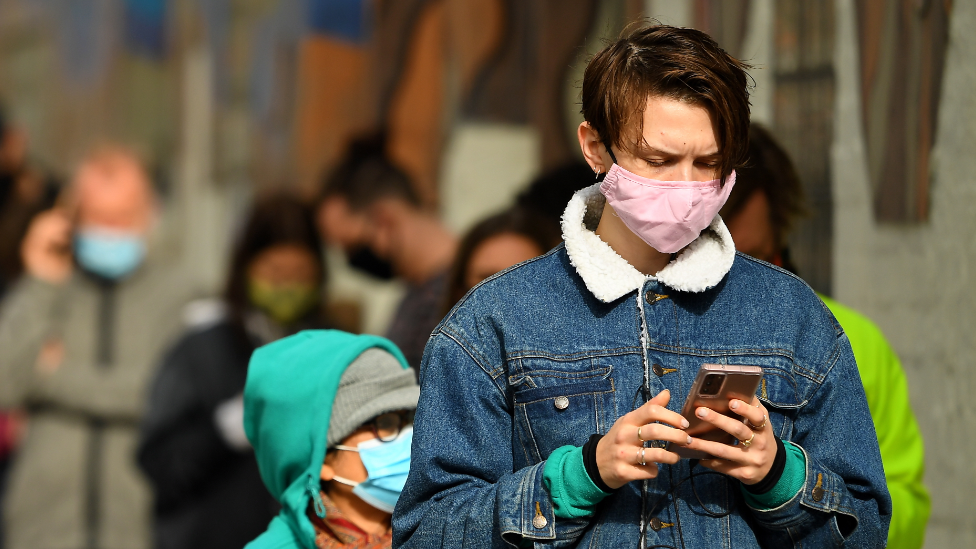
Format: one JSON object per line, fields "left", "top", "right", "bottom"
{"left": 674, "top": 364, "right": 779, "bottom": 487}
{"left": 669, "top": 364, "right": 763, "bottom": 459}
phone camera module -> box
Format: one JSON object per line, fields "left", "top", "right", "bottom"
{"left": 699, "top": 373, "right": 725, "bottom": 397}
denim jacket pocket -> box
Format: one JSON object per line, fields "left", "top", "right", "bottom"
{"left": 755, "top": 364, "right": 804, "bottom": 440}
{"left": 512, "top": 370, "right": 616, "bottom": 465}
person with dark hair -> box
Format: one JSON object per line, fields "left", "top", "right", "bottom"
{"left": 444, "top": 207, "right": 561, "bottom": 312}
{"left": 137, "top": 193, "right": 329, "bottom": 549}
{"left": 317, "top": 135, "right": 456, "bottom": 371}
{"left": 0, "top": 107, "right": 58, "bottom": 297}
{"left": 514, "top": 162, "right": 597, "bottom": 227}
{"left": 394, "top": 24, "right": 889, "bottom": 548}
{"left": 722, "top": 124, "right": 930, "bottom": 549}
{"left": 720, "top": 125, "right": 806, "bottom": 273}
{"left": 0, "top": 145, "right": 196, "bottom": 549}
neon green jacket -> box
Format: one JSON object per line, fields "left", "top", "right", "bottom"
{"left": 820, "top": 296, "right": 930, "bottom": 549}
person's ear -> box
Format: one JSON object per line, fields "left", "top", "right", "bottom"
{"left": 578, "top": 122, "right": 608, "bottom": 174}
{"left": 320, "top": 462, "right": 335, "bottom": 482}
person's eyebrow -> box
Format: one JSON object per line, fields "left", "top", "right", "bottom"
{"left": 635, "top": 145, "right": 721, "bottom": 159}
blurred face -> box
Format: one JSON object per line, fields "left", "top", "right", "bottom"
{"left": 318, "top": 196, "right": 371, "bottom": 251}
{"left": 725, "top": 190, "right": 777, "bottom": 263}
{"left": 464, "top": 233, "right": 544, "bottom": 291}
{"left": 247, "top": 244, "right": 320, "bottom": 287}
{"left": 581, "top": 95, "right": 721, "bottom": 182}
{"left": 246, "top": 244, "right": 321, "bottom": 324}
{"left": 74, "top": 151, "right": 155, "bottom": 232}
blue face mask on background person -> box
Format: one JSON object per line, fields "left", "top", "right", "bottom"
{"left": 332, "top": 426, "right": 413, "bottom": 513}
{"left": 74, "top": 227, "right": 147, "bottom": 280}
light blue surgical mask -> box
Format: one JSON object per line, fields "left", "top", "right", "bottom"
{"left": 74, "top": 227, "right": 147, "bottom": 280}
{"left": 332, "top": 426, "right": 412, "bottom": 513}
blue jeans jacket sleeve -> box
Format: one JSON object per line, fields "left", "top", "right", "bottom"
{"left": 393, "top": 330, "right": 589, "bottom": 549}
{"left": 749, "top": 332, "right": 892, "bottom": 547}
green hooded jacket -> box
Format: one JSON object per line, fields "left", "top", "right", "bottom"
{"left": 242, "top": 330, "right": 409, "bottom": 549}
{"left": 820, "top": 296, "right": 931, "bottom": 549}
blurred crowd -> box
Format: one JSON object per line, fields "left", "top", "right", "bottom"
{"left": 0, "top": 97, "right": 928, "bottom": 549}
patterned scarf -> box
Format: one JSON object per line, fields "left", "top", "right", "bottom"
{"left": 307, "top": 490, "right": 393, "bottom": 549}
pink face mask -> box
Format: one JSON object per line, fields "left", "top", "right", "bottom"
{"left": 599, "top": 160, "right": 735, "bottom": 254}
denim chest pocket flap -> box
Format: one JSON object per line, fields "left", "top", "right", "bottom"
{"left": 509, "top": 362, "right": 617, "bottom": 464}
{"left": 752, "top": 362, "right": 805, "bottom": 439}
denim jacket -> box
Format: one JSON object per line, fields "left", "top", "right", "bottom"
{"left": 393, "top": 185, "right": 891, "bottom": 548}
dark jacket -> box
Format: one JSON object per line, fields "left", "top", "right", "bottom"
{"left": 138, "top": 318, "right": 277, "bottom": 549}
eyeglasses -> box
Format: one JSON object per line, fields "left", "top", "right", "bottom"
{"left": 368, "top": 410, "right": 414, "bottom": 442}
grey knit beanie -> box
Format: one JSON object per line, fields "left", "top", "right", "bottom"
{"left": 327, "top": 347, "right": 420, "bottom": 447}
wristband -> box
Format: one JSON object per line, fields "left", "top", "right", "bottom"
{"left": 582, "top": 433, "right": 615, "bottom": 493}
{"left": 743, "top": 436, "right": 785, "bottom": 495}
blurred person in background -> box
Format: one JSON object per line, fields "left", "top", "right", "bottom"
{"left": 0, "top": 105, "right": 58, "bottom": 549}
{"left": 317, "top": 135, "right": 456, "bottom": 371}
{"left": 721, "top": 124, "right": 930, "bottom": 549}
{"left": 243, "top": 330, "right": 418, "bottom": 549}
{"left": 514, "top": 162, "right": 596, "bottom": 231}
{"left": 444, "top": 207, "right": 561, "bottom": 312}
{"left": 0, "top": 145, "right": 196, "bottom": 549}
{"left": 138, "top": 194, "right": 329, "bottom": 549}
{"left": 0, "top": 106, "right": 58, "bottom": 297}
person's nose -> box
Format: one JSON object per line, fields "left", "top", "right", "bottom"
{"left": 674, "top": 160, "right": 696, "bottom": 182}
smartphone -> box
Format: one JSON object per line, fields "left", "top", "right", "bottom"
{"left": 667, "top": 363, "right": 763, "bottom": 459}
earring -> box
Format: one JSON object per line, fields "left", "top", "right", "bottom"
{"left": 594, "top": 168, "right": 601, "bottom": 180}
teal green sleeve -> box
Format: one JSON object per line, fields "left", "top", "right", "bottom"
{"left": 741, "top": 441, "right": 806, "bottom": 510}
{"left": 821, "top": 295, "right": 931, "bottom": 549}
{"left": 542, "top": 445, "right": 611, "bottom": 519}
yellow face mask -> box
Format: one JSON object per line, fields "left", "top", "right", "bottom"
{"left": 247, "top": 278, "right": 320, "bottom": 326}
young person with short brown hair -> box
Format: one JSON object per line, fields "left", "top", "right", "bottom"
{"left": 394, "top": 25, "right": 890, "bottom": 548}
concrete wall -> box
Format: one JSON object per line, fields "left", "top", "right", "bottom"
{"left": 832, "top": 0, "right": 976, "bottom": 546}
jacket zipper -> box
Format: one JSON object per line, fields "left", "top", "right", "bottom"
{"left": 86, "top": 280, "right": 115, "bottom": 549}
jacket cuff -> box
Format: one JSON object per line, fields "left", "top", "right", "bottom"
{"left": 741, "top": 440, "right": 806, "bottom": 510}
{"left": 499, "top": 461, "right": 557, "bottom": 545}
{"left": 746, "top": 443, "right": 860, "bottom": 541}
{"left": 543, "top": 445, "right": 611, "bottom": 519}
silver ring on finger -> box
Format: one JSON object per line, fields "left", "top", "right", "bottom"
{"left": 745, "top": 414, "right": 767, "bottom": 431}
{"left": 638, "top": 447, "right": 647, "bottom": 466}
{"left": 739, "top": 432, "right": 756, "bottom": 448}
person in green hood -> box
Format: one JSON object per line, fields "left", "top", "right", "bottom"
{"left": 244, "top": 330, "right": 419, "bottom": 549}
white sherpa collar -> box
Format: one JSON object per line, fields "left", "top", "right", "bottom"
{"left": 560, "top": 183, "right": 736, "bottom": 302}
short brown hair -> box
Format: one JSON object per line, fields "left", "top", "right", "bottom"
{"left": 581, "top": 24, "right": 752, "bottom": 181}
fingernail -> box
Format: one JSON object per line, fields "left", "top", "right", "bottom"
{"left": 681, "top": 418, "right": 690, "bottom": 428}
{"left": 730, "top": 401, "right": 738, "bottom": 409}
{"left": 696, "top": 408, "right": 707, "bottom": 418}
{"left": 686, "top": 436, "right": 692, "bottom": 444}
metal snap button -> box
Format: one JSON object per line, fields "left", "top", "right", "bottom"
{"left": 652, "top": 364, "right": 664, "bottom": 377}
{"left": 554, "top": 396, "right": 569, "bottom": 410}
{"left": 812, "top": 473, "right": 825, "bottom": 502}
{"left": 645, "top": 291, "right": 668, "bottom": 304}
{"left": 649, "top": 517, "right": 663, "bottom": 531}
{"left": 532, "top": 502, "right": 548, "bottom": 529}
